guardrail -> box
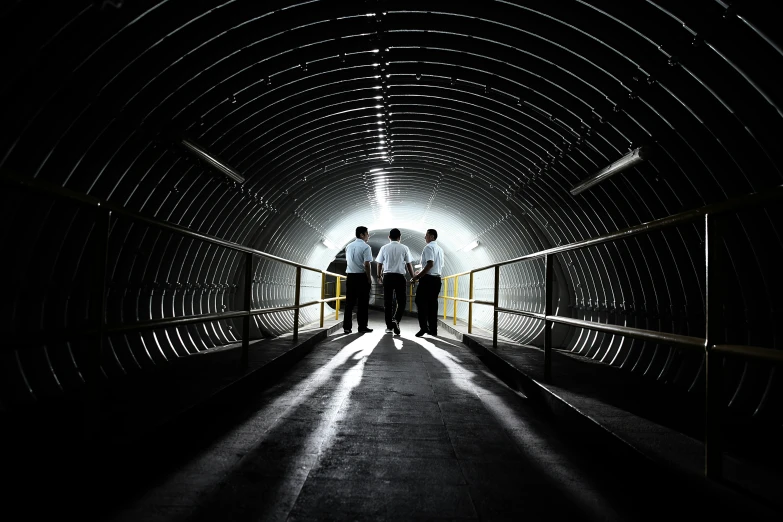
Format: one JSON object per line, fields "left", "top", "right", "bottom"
{"left": 2, "top": 171, "right": 347, "bottom": 373}
{"left": 441, "top": 184, "right": 783, "bottom": 480}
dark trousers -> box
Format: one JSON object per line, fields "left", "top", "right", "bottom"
{"left": 382, "top": 273, "right": 407, "bottom": 328}
{"left": 344, "top": 273, "right": 370, "bottom": 330}
{"left": 415, "top": 275, "right": 441, "bottom": 333}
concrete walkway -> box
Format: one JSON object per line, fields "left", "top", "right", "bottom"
{"left": 103, "top": 311, "right": 768, "bottom": 521}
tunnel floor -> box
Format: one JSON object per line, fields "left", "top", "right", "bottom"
{"left": 100, "top": 311, "right": 761, "bottom": 521}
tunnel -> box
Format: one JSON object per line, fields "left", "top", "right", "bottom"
{"left": 1, "top": 1, "right": 782, "bottom": 520}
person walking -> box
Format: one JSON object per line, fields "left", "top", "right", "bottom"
{"left": 376, "top": 228, "right": 416, "bottom": 335}
{"left": 343, "top": 226, "right": 374, "bottom": 334}
{"left": 412, "top": 229, "right": 444, "bottom": 337}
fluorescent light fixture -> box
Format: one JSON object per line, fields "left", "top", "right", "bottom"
{"left": 570, "top": 146, "right": 652, "bottom": 196}
{"left": 322, "top": 238, "right": 337, "bottom": 249}
{"left": 460, "top": 240, "right": 479, "bottom": 251}
{"left": 181, "top": 138, "right": 245, "bottom": 184}
{"left": 414, "top": 264, "right": 422, "bottom": 269}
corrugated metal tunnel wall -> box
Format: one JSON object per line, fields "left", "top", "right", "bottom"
{"left": 1, "top": 1, "right": 781, "bottom": 430}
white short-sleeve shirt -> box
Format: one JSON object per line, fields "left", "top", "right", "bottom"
{"left": 376, "top": 241, "right": 414, "bottom": 274}
{"left": 345, "top": 238, "right": 373, "bottom": 273}
{"left": 421, "top": 240, "right": 444, "bottom": 276}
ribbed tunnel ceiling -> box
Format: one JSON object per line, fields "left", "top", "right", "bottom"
{"left": 2, "top": 1, "right": 782, "bottom": 413}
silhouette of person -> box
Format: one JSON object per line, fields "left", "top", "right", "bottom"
{"left": 343, "top": 226, "right": 373, "bottom": 333}
{"left": 376, "top": 228, "right": 415, "bottom": 335}
{"left": 412, "top": 228, "right": 444, "bottom": 337}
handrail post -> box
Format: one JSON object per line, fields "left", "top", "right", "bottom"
{"left": 320, "top": 273, "right": 325, "bottom": 328}
{"left": 453, "top": 276, "right": 459, "bottom": 325}
{"left": 468, "top": 272, "right": 474, "bottom": 334}
{"left": 335, "top": 277, "right": 341, "bottom": 320}
{"left": 443, "top": 277, "right": 449, "bottom": 320}
{"left": 241, "top": 252, "right": 253, "bottom": 369}
{"left": 293, "top": 267, "right": 302, "bottom": 341}
{"left": 86, "top": 208, "right": 110, "bottom": 441}
{"left": 705, "top": 213, "right": 724, "bottom": 479}
{"left": 409, "top": 281, "right": 414, "bottom": 313}
{"left": 544, "top": 254, "right": 554, "bottom": 383}
{"left": 493, "top": 266, "right": 500, "bottom": 348}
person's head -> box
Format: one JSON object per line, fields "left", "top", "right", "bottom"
{"left": 389, "top": 228, "right": 401, "bottom": 241}
{"left": 425, "top": 229, "right": 438, "bottom": 243}
{"left": 355, "top": 226, "right": 369, "bottom": 241}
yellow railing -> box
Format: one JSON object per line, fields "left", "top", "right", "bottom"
{"left": 441, "top": 274, "right": 463, "bottom": 326}
{"left": 322, "top": 279, "right": 347, "bottom": 322}
{"left": 370, "top": 282, "right": 417, "bottom": 312}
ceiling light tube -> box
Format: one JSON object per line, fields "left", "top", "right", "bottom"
{"left": 570, "top": 146, "right": 651, "bottom": 196}
{"left": 181, "top": 138, "right": 245, "bottom": 184}
{"left": 461, "top": 240, "right": 479, "bottom": 251}
{"left": 322, "top": 238, "right": 337, "bottom": 249}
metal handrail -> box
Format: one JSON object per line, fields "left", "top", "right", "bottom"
{"left": 437, "top": 184, "right": 783, "bottom": 481}
{"left": 2, "top": 170, "right": 344, "bottom": 275}
{"left": 470, "top": 184, "right": 783, "bottom": 272}
{"left": 714, "top": 344, "right": 783, "bottom": 363}
{"left": 2, "top": 170, "right": 347, "bottom": 348}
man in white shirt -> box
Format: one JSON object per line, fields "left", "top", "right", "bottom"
{"left": 411, "top": 228, "right": 444, "bottom": 337}
{"left": 376, "top": 228, "right": 416, "bottom": 335}
{"left": 343, "top": 226, "right": 374, "bottom": 334}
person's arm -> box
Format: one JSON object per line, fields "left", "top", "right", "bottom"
{"left": 405, "top": 262, "right": 415, "bottom": 279}
{"left": 363, "top": 244, "right": 373, "bottom": 285}
{"left": 364, "top": 261, "right": 372, "bottom": 285}
{"left": 412, "top": 260, "right": 434, "bottom": 282}
{"left": 376, "top": 247, "right": 385, "bottom": 282}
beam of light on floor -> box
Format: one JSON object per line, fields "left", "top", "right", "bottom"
{"left": 411, "top": 334, "right": 622, "bottom": 521}
{"left": 106, "top": 333, "right": 383, "bottom": 522}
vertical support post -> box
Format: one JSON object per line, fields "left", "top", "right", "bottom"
{"left": 705, "top": 213, "right": 723, "bottom": 479}
{"left": 335, "top": 277, "right": 341, "bottom": 320}
{"left": 443, "top": 278, "right": 449, "bottom": 319}
{"left": 453, "top": 276, "right": 458, "bottom": 325}
{"left": 320, "top": 273, "right": 325, "bottom": 328}
{"left": 468, "top": 272, "right": 474, "bottom": 334}
{"left": 493, "top": 266, "right": 500, "bottom": 348}
{"left": 409, "top": 281, "right": 413, "bottom": 313}
{"left": 544, "top": 254, "right": 554, "bottom": 383}
{"left": 241, "top": 252, "right": 253, "bottom": 369}
{"left": 87, "top": 208, "right": 110, "bottom": 441}
{"left": 293, "top": 267, "right": 302, "bottom": 341}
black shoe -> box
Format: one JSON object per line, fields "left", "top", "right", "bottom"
{"left": 385, "top": 327, "right": 393, "bottom": 334}
{"left": 343, "top": 329, "right": 352, "bottom": 334}
{"left": 358, "top": 327, "right": 374, "bottom": 333}
{"left": 428, "top": 330, "right": 438, "bottom": 337}
{"left": 415, "top": 329, "right": 427, "bottom": 337}
{"left": 393, "top": 320, "right": 400, "bottom": 335}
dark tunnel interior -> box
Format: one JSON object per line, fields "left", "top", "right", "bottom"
{"left": 1, "top": 0, "right": 782, "bottom": 517}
